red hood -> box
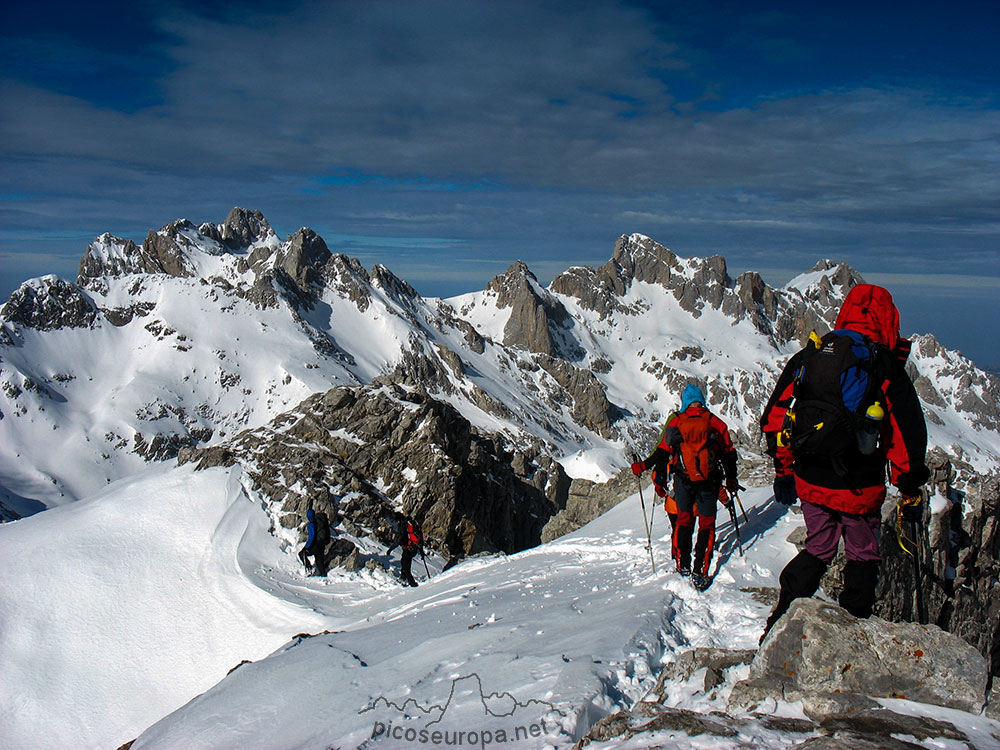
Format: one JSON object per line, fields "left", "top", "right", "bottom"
{"left": 834, "top": 284, "right": 900, "bottom": 348}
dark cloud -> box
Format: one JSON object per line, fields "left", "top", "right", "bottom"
{"left": 1, "top": 0, "right": 998, "bottom": 364}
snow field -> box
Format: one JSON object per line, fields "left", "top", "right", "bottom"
{"left": 0, "top": 465, "right": 330, "bottom": 750}
{"left": 126, "top": 481, "right": 797, "bottom": 749}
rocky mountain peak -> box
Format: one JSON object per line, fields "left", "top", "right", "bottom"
{"left": 219, "top": 207, "right": 275, "bottom": 250}
{"left": 76, "top": 234, "right": 148, "bottom": 288}
{"left": 277, "top": 228, "right": 331, "bottom": 293}
{"left": 908, "top": 333, "right": 1000, "bottom": 434}
{"left": 369, "top": 264, "right": 422, "bottom": 309}
{"left": 139, "top": 222, "right": 200, "bottom": 280}
{"left": 788, "top": 259, "right": 863, "bottom": 302}
{"left": 77, "top": 219, "right": 219, "bottom": 290}
{"left": 486, "top": 260, "right": 539, "bottom": 308}
{"left": 611, "top": 233, "right": 684, "bottom": 286}
{"left": 487, "top": 260, "right": 579, "bottom": 359}
{"left": 554, "top": 234, "right": 734, "bottom": 321}
{"left": 0, "top": 275, "right": 99, "bottom": 332}
{"left": 809, "top": 258, "right": 862, "bottom": 284}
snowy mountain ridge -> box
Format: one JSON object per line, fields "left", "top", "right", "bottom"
{"left": 2, "top": 209, "right": 997, "bottom": 520}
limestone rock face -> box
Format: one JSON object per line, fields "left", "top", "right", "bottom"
{"left": 77, "top": 234, "right": 152, "bottom": 286}
{"left": 576, "top": 703, "right": 738, "bottom": 748}
{"left": 731, "top": 598, "right": 988, "bottom": 714}
{"left": 141, "top": 222, "right": 199, "bottom": 279}
{"left": 489, "top": 261, "right": 581, "bottom": 359}
{"left": 219, "top": 207, "right": 275, "bottom": 250}
{"left": 180, "top": 384, "right": 570, "bottom": 561}
{"left": 0, "top": 276, "right": 98, "bottom": 331}
{"left": 278, "top": 228, "right": 331, "bottom": 293}
{"left": 875, "top": 459, "right": 1000, "bottom": 681}
{"left": 550, "top": 236, "right": 857, "bottom": 351}
{"left": 550, "top": 234, "right": 682, "bottom": 320}
{"left": 535, "top": 355, "right": 619, "bottom": 438}
{"left": 583, "top": 639, "right": 995, "bottom": 750}
{"left": 541, "top": 467, "right": 635, "bottom": 542}
{"left": 907, "top": 333, "right": 1000, "bottom": 433}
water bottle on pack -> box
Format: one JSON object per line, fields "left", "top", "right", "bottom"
{"left": 857, "top": 401, "right": 884, "bottom": 455}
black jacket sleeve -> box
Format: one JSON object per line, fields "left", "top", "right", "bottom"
{"left": 882, "top": 358, "right": 929, "bottom": 493}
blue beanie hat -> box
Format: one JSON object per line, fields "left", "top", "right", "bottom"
{"left": 681, "top": 384, "right": 705, "bottom": 412}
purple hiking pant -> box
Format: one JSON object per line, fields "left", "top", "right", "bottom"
{"left": 801, "top": 500, "right": 881, "bottom": 562}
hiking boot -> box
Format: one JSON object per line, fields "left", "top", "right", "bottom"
{"left": 691, "top": 573, "right": 711, "bottom": 591}
{"left": 677, "top": 565, "right": 691, "bottom": 577}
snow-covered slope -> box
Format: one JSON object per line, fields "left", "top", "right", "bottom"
{"left": 0, "top": 455, "right": 792, "bottom": 749}
{"left": 3, "top": 458, "right": 994, "bottom": 750}
{"left": 0, "top": 465, "right": 330, "bottom": 749}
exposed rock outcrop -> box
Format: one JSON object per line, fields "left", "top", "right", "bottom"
{"left": 541, "top": 467, "right": 635, "bottom": 542}
{"left": 218, "top": 207, "right": 275, "bottom": 250}
{"left": 551, "top": 237, "right": 856, "bottom": 348}
{"left": 179, "top": 385, "right": 571, "bottom": 560}
{"left": 140, "top": 221, "right": 200, "bottom": 278}
{"left": 875, "top": 458, "right": 1000, "bottom": 681}
{"left": 77, "top": 235, "right": 150, "bottom": 286}
{"left": 1, "top": 276, "right": 99, "bottom": 331}
{"left": 489, "top": 261, "right": 582, "bottom": 359}
{"left": 535, "top": 354, "right": 619, "bottom": 438}
{"left": 908, "top": 334, "right": 1000, "bottom": 435}
{"left": 278, "top": 228, "right": 331, "bottom": 294}
{"left": 577, "top": 703, "right": 739, "bottom": 747}
{"left": 576, "top": 637, "right": 990, "bottom": 749}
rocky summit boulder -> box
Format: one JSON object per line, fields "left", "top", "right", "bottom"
{"left": 730, "top": 598, "right": 989, "bottom": 715}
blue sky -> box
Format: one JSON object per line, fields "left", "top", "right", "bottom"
{"left": 1, "top": 0, "right": 998, "bottom": 366}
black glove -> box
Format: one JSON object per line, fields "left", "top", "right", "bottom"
{"left": 773, "top": 474, "right": 797, "bottom": 505}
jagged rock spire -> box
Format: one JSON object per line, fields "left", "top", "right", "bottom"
{"left": 219, "top": 207, "right": 275, "bottom": 250}
{"left": 487, "top": 260, "right": 579, "bottom": 359}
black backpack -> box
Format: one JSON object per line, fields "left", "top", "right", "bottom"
{"left": 314, "top": 512, "right": 331, "bottom": 547}
{"left": 788, "top": 330, "right": 887, "bottom": 462}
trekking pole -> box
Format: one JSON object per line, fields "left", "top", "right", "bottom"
{"left": 733, "top": 483, "right": 749, "bottom": 523}
{"left": 726, "top": 491, "right": 744, "bottom": 557}
{"left": 421, "top": 550, "right": 431, "bottom": 579}
{"left": 629, "top": 451, "right": 656, "bottom": 574}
